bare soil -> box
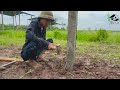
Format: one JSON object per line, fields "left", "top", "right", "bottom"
{"left": 0, "top": 47, "right": 120, "bottom": 79}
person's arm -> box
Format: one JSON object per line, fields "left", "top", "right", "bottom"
{"left": 26, "top": 21, "right": 49, "bottom": 47}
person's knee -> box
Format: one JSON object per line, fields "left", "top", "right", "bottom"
{"left": 21, "top": 51, "right": 28, "bottom": 61}
{"left": 47, "top": 38, "right": 53, "bottom": 43}
{"left": 21, "top": 41, "right": 37, "bottom": 61}
{"left": 21, "top": 47, "right": 37, "bottom": 61}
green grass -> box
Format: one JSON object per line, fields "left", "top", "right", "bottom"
{"left": 47, "top": 29, "right": 67, "bottom": 40}
{"left": 106, "top": 31, "right": 120, "bottom": 43}
{"left": 76, "top": 42, "right": 120, "bottom": 64}
{"left": 48, "top": 29, "right": 120, "bottom": 44}
{"left": 0, "top": 29, "right": 120, "bottom": 47}
{"left": 0, "top": 30, "right": 25, "bottom": 47}
{"left": 0, "top": 29, "right": 120, "bottom": 63}
{"left": 77, "top": 30, "right": 97, "bottom": 42}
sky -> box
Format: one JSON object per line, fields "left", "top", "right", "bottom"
{"left": 0, "top": 11, "right": 120, "bottom": 31}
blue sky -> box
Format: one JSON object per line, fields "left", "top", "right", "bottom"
{"left": 0, "top": 11, "right": 120, "bottom": 30}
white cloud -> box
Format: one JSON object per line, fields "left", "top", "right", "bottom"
{"left": 0, "top": 11, "right": 120, "bottom": 30}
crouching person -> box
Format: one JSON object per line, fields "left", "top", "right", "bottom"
{"left": 21, "top": 11, "right": 56, "bottom": 68}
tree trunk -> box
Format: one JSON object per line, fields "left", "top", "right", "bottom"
{"left": 13, "top": 16, "right": 14, "bottom": 30}
{"left": 65, "top": 11, "right": 78, "bottom": 71}
{"left": 15, "top": 11, "right": 17, "bottom": 30}
{"left": 19, "top": 13, "right": 20, "bottom": 26}
{"left": 31, "top": 15, "right": 32, "bottom": 21}
{"left": 13, "top": 11, "right": 15, "bottom": 30}
{"left": 1, "top": 11, "right": 4, "bottom": 30}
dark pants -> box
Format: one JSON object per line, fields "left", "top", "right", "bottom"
{"left": 21, "top": 38, "right": 53, "bottom": 61}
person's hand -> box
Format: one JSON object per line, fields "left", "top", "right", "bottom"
{"left": 48, "top": 43, "right": 56, "bottom": 50}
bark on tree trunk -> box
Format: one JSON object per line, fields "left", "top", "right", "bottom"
{"left": 66, "top": 11, "right": 78, "bottom": 71}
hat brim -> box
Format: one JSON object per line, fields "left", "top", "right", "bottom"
{"left": 38, "top": 16, "right": 55, "bottom": 21}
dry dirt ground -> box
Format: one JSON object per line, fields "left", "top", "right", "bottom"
{"left": 0, "top": 46, "right": 120, "bottom": 79}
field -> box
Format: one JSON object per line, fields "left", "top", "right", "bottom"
{"left": 0, "top": 29, "right": 120, "bottom": 79}
{"left": 0, "top": 29, "right": 120, "bottom": 46}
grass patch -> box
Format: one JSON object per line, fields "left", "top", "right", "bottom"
{"left": 0, "top": 29, "right": 120, "bottom": 46}
{"left": 0, "top": 29, "right": 120, "bottom": 63}
{"left": 0, "top": 30, "right": 25, "bottom": 47}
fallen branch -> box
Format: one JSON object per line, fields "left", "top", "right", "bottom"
{"left": 67, "top": 72, "right": 75, "bottom": 79}
{"left": 0, "top": 61, "right": 16, "bottom": 67}
{"left": 19, "top": 69, "right": 34, "bottom": 79}
{"left": 0, "top": 61, "right": 16, "bottom": 71}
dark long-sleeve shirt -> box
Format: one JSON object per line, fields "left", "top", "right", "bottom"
{"left": 23, "top": 19, "right": 49, "bottom": 49}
